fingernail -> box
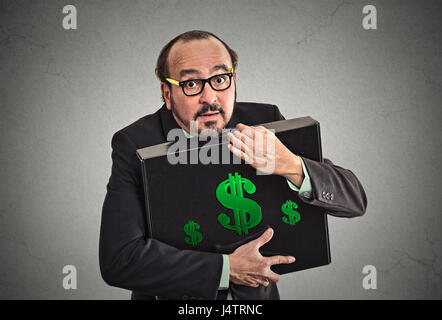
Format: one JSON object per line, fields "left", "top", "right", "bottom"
{"left": 290, "top": 257, "right": 296, "bottom": 263}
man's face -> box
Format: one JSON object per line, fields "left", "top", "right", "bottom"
{"left": 161, "top": 37, "right": 236, "bottom": 134}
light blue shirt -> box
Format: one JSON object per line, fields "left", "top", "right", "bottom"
{"left": 181, "top": 129, "right": 312, "bottom": 298}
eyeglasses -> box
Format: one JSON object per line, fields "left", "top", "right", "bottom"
{"left": 166, "top": 68, "right": 234, "bottom": 96}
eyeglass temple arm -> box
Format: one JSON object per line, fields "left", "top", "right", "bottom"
{"left": 165, "top": 78, "right": 180, "bottom": 85}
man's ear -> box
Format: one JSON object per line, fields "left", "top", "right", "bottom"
{"left": 161, "top": 82, "right": 172, "bottom": 110}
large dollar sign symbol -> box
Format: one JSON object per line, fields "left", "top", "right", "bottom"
{"left": 184, "top": 220, "right": 203, "bottom": 246}
{"left": 216, "top": 172, "right": 262, "bottom": 236}
{"left": 281, "top": 200, "right": 301, "bottom": 226}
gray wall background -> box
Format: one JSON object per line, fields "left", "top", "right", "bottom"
{"left": 0, "top": 0, "right": 441, "bottom": 299}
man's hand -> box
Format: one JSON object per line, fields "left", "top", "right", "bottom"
{"left": 228, "top": 228, "right": 295, "bottom": 287}
{"left": 227, "top": 123, "right": 305, "bottom": 187}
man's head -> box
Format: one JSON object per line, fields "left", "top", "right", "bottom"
{"left": 155, "top": 31, "right": 238, "bottom": 134}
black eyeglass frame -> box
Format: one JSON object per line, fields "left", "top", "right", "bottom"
{"left": 166, "top": 72, "right": 234, "bottom": 97}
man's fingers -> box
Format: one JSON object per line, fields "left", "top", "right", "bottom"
{"left": 229, "top": 132, "right": 253, "bottom": 156}
{"left": 250, "top": 227, "right": 274, "bottom": 248}
{"left": 233, "top": 129, "right": 253, "bottom": 147}
{"left": 243, "top": 278, "right": 259, "bottom": 288}
{"left": 235, "top": 123, "right": 251, "bottom": 134}
{"left": 235, "top": 123, "right": 268, "bottom": 140}
{"left": 229, "top": 131, "right": 269, "bottom": 167}
{"left": 266, "top": 255, "right": 296, "bottom": 267}
{"left": 243, "top": 276, "right": 271, "bottom": 288}
{"left": 264, "top": 270, "right": 280, "bottom": 283}
{"left": 248, "top": 264, "right": 280, "bottom": 283}
{"left": 228, "top": 143, "right": 252, "bottom": 164}
{"left": 250, "top": 276, "right": 270, "bottom": 287}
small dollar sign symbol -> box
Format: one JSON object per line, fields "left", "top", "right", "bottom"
{"left": 281, "top": 200, "right": 301, "bottom": 226}
{"left": 216, "top": 172, "right": 262, "bottom": 236}
{"left": 184, "top": 220, "right": 203, "bottom": 246}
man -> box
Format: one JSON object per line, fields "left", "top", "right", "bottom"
{"left": 99, "top": 30, "right": 367, "bottom": 300}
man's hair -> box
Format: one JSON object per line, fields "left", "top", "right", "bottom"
{"left": 155, "top": 30, "right": 238, "bottom": 83}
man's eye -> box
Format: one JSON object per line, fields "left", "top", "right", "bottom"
{"left": 185, "top": 81, "right": 196, "bottom": 88}
{"left": 214, "top": 76, "right": 225, "bottom": 84}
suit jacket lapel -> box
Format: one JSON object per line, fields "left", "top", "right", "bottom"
{"left": 160, "top": 104, "right": 182, "bottom": 141}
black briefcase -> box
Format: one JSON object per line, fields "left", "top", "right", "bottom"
{"left": 136, "top": 116, "right": 331, "bottom": 274}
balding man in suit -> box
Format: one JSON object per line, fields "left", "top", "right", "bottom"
{"left": 99, "top": 30, "right": 367, "bottom": 300}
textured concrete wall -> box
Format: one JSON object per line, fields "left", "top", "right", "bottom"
{"left": 0, "top": 0, "right": 441, "bottom": 299}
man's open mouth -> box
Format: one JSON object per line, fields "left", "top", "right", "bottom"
{"left": 199, "top": 111, "right": 220, "bottom": 117}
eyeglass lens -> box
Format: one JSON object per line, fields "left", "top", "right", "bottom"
{"left": 182, "top": 74, "right": 231, "bottom": 96}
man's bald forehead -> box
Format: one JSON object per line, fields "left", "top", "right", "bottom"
{"left": 167, "top": 36, "right": 232, "bottom": 75}
{"left": 155, "top": 30, "right": 238, "bottom": 84}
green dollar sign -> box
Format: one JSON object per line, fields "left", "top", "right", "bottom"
{"left": 216, "top": 172, "right": 262, "bottom": 236}
{"left": 281, "top": 200, "right": 301, "bottom": 226}
{"left": 184, "top": 220, "right": 203, "bottom": 246}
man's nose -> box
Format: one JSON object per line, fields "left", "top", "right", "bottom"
{"left": 198, "top": 82, "right": 217, "bottom": 105}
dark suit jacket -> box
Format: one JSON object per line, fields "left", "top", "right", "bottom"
{"left": 99, "top": 102, "right": 367, "bottom": 300}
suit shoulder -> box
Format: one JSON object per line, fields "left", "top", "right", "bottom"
{"left": 112, "top": 107, "right": 164, "bottom": 149}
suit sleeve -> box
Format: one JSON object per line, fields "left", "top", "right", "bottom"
{"left": 300, "top": 157, "right": 367, "bottom": 217}
{"left": 272, "top": 105, "right": 367, "bottom": 217}
{"left": 99, "top": 131, "right": 223, "bottom": 299}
